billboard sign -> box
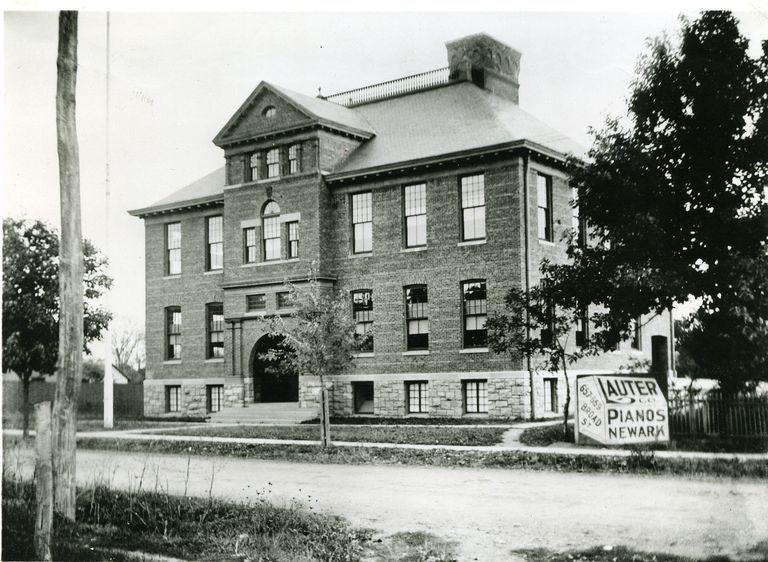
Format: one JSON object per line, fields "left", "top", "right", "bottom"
{"left": 576, "top": 375, "right": 669, "bottom": 445}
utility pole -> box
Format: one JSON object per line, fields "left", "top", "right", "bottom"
{"left": 103, "top": 12, "right": 113, "bottom": 429}
{"left": 52, "top": 9, "right": 83, "bottom": 520}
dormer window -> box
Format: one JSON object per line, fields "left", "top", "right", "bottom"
{"left": 262, "top": 106, "right": 276, "bottom": 118}
{"left": 266, "top": 149, "right": 280, "bottom": 178}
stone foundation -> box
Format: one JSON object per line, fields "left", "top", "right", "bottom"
{"left": 299, "top": 371, "right": 534, "bottom": 419}
{"left": 143, "top": 377, "right": 244, "bottom": 416}
{"left": 143, "top": 371, "right": 576, "bottom": 419}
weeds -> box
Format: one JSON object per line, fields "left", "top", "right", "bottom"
{"left": 513, "top": 544, "right": 745, "bottom": 561}
{"left": 2, "top": 472, "right": 368, "bottom": 561}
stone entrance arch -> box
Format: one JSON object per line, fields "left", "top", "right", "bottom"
{"left": 250, "top": 334, "right": 298, "bottom": 403}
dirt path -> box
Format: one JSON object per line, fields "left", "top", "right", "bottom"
{"left": 6, "top": 448, "right": 767, "bottom": 561}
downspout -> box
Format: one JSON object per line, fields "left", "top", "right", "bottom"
{"left": 522, "top": 152, "right": 534, "bottom": 420}
{"left": 669, "top": 310, "right": 676, "bottom": 378}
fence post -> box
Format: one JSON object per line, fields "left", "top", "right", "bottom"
{"left": 34, "top": 401, "right": 53, "bottom": 562}
{"left": 687, "top": 389, "right": 696, "bottom": 436}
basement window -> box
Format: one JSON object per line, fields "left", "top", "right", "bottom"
{"left": 353, "top": 382, "right": 374, "bottom": 414}
{"left": 544, "top": 378, "right": 558, "bottom": 413}
{"left": 166, "top": 385, "right": 180, "bottom": 413}
{"left": 407, "top": 382, "right": 428, "bottom": 414}
{"left": 207, "top": 385, "right": 223, "bottom": 413}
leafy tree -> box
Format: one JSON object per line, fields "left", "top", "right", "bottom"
{"left": 259, "top": 272, "right": 358, "bottom": 446}
{"left": 675, "top": 254, "right": 768, "bottom": 391}
{"left": 2, "top": 218, "right": 112, "bottom": 435}
{"left": 82, "top": 358, "right": 104, "bottom": 383}
{"left": 487, "top": 285, "right": 593, "bottom": 438}
{"left": 542, "top": 11, "right": 767, "bottom": 390}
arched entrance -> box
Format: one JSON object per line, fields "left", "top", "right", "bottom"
{"left": 251, "top": 334, "right": 298, "bottom": 403}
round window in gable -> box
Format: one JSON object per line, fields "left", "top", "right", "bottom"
{"left": 262, "top": 106, "right": 277, "bottom": 118}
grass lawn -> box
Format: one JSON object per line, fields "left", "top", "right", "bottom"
{"left": 519, "top": 423, "right": 768, "bottom": 453}
{"left": 59, "top": 436, "right": 768, "bottom": 478}
{"left": 303, "top": 416, "right": 519, "bottom": 425}
{"left": 154, "top": 424, "right": 508, "bottom": 446}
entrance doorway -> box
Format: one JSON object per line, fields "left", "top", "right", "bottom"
{"left": 251, "top": 334, "right": 298, "bottom": 402}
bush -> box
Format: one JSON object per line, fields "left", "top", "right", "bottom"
{"left": 519, "top": 423, "right": 575, "bottom": 447}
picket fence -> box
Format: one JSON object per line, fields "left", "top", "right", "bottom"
{"left": 668, "top": 390, "right": 768, "bottom": 438}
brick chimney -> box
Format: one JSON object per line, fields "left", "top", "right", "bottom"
{"left": 446, "top": 33, "right": 522, "bottom": 103}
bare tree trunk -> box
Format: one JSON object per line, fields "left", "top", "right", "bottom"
{"left": 561, "top": 350, "right": 571, "bottom": 441}
{"left": 22, "top": 374, "right": 31, "bottom": 438}
{"left": 318, "top": 374, "right": 331, "bottom": 448}
{"left": 52, "top": 10, "right": 83, "bottom": 521}
{"left": 34, "top": 401, "right": 53, "bottom": 561}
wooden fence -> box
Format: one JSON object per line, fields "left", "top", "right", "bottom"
{"left": 668, "top": 390, "right": 768, "bottom": 438}
{"left": 3, "top": 381, "right": 144, "bottom": 419}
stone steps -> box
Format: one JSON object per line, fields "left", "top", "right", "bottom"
{"left": 209, "top": 402, "right": 318, "bottom": 424}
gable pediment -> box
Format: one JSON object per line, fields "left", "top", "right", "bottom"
{"left": 214, "top": 83, "right": 315, "bottom": 147}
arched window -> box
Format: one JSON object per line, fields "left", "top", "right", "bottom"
{"left": 262, "top": 200, "right": 281, "bottom": 261}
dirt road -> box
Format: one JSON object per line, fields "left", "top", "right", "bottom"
{"left": 6, "top": 448, "right": 767, "bottom": 561}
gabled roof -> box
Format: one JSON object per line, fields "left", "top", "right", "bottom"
{"left": 128, "top": 167, "right": 225, "bottom": 217}
{"left": 329, "top": 81, "right": 586, "bottom": 177}
{"left": 268, "top": 83, "right": 375, "bottom": 136}
{"left": 213, "top": 81, "right": 374, "bottom": 146}
{"left": 132, "top": 80, "right": 585, "bottom": 216}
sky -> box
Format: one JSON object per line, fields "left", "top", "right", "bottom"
{"left": 3, "top": 6, "right": 768, "bottom": 356}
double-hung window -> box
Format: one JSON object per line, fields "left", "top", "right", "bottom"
{"left": 461, "top": 174, "right": 486, "bottom": 241}
{"left": 262, "top": 201, "right": 281, "bottom": 261}
{"left": 266, "top": 148, "right": 280, "bottom": 178}
{"left": 575, "top": 306, "right": 589, "bottom": 348}
{"left": 537, "top": 174, "right": 553, "bottom": 241}
{"left": 405, "top": 285, "right": 429, "bottom": 350}
{"left": 351, "top": 192, "right": 372, "bottom": 253}
{"left": 244, "top": 227, "right": 258, "bottom": 263}
{"left": 248, "top": 152, "right": 261, "bottom": 182}
{"left": 166, "top": 307, "right": 182, "bottom": 360}
{"left": 404, "top": 184, "right": 427, "bottom": 248}
{"left": 540, "top": 284, "right": 555, "bottom": 347}
{"left": 464, "top": 380, "right": 488, "bottom": 413}
{"left": 462, "top": 281, "right": 488, "bottom": 348}
{"left": 206, "top": 303, "right": 224, "bottom": 359}
{"left": 288, "top": 144, "right": 301, "bottom": 174}
{"left": 207, "top": 385, "right": 223, "bottom": 413}
{"left": 166, "top": 385, "right": 180, "bottom": 413}
{"left": 287, "top": 222, "right": 299, "bottom": 259}
{"left": 352, "top": 290, "right": 373, "bottom": 352}
{"left": 206, "top": 216, "right": 223, "bottom": 270}
{"left": 166, "top": 222, "right": 181, "bottom": 275}
{"left": 571, "top": 186, "right": 585, "bottom": 246}
{"left": 407, "top": 382, "right": 428, "bottom": 414}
